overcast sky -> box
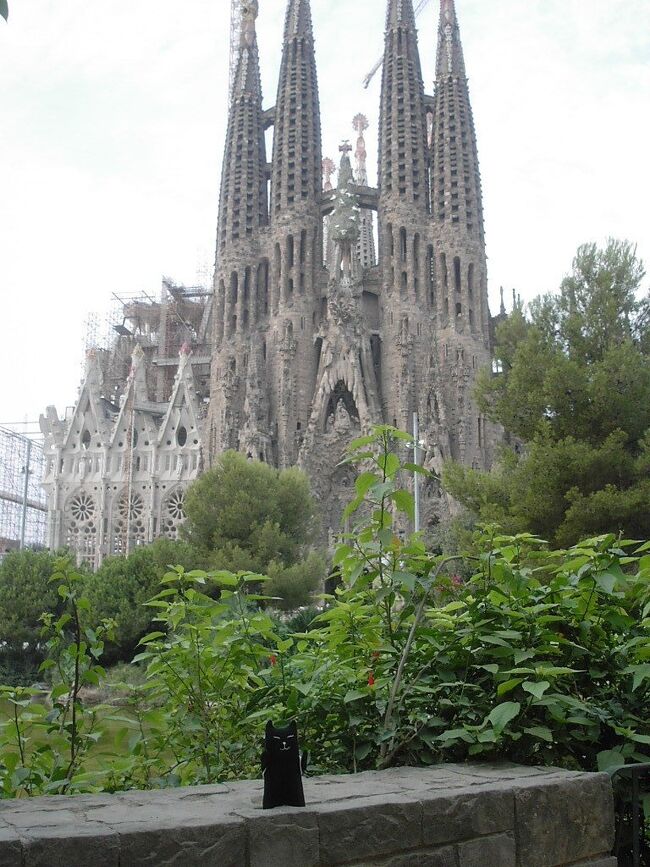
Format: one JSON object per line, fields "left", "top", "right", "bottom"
{"left": 1, "top": 0, "right": 649, "bottom": 430}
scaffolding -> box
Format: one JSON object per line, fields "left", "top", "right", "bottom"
{"left": 0, "top": 426, "right": 47, "bottom": 558}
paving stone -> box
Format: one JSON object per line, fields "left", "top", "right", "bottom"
{"left": 457, "top": 832, "right": 516, "bottom": 867}
{"left": 116, "top": 816, "right": 245, "bottom": 867}
{"left": 21, "top": 822, "right": 119, "bottom": 867}
{"left": 248, "top": 809, "right": 320, "bottom": 867}
{"left": 317, "top": 793, "right": 422, "bottom": 865}
{"left": 514, "top": 773, "right": 615, "bottom": 867}
{"left": 422, "top": 786, "right": 514, "bottom": 846}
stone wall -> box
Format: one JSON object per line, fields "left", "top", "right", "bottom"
{"left": 0, "top": 764, "right": 616, "bottom": 867}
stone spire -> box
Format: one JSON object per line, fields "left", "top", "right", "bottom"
{"left": 353, "top": 114, "right": 376, "bottom": 269}
{"left": 216, "top": 0, "right": 267, "bottom": 253}
{"left": 378, "top": 0, "right": 428, "bottom": 211}
{"left": 270, "top": 0, "right": 322, "bottom": 216}
{"left": 431, "top": 0, "right": 483, "bottom": 244}
{"left": 437, "top": 0, "right": 467, "bottom": 79}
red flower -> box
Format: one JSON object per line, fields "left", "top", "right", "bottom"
{"left": 372, "top": 651, "right": 380, "bottom": 660}
{"left": 368, "top": 672, "right": 375, "bottom": 687}
{"left": 269, "top": 654, "right": 278, "bottom": 667}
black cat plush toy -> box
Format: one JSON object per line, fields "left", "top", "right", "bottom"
{"left": 261, "top": 720, "right": 306, "bottom": 809}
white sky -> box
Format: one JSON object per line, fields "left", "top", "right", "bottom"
{"left": 1, "top": 0, "right": 649, "bottom": 429}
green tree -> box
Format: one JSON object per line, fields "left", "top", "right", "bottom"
{"left": 85, "top": 538, "right": 199, "bottom": 663}
{"left": 182, "top": 450, "right": 324, "bottom": 607}
{"left": 445, "top": 240, "right": 650, "bottom": 545}
{"left": 0, "top": 550, "right": 61, "bottom": 679}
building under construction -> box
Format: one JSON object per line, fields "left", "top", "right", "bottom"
{"left": 0, "top": 427, "right": 47, "bottom": 559}
{"left": 40, "top": 280, "right": 212, "bottom": 568}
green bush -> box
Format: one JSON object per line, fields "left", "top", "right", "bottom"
{"left": 0, "top": 550, "right": 62, "bottom": 676}
{"left": 85, "top": 539, "right": 199, "bottom": 663}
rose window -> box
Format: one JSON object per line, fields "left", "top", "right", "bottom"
{"left": 118, "top": 492, "right": 144, "bottom": 521}
{"left": 70, "top": 492, "right": 95, "bottom": 523}
{"left": 166, "top": 489, "right": 186, "bottom": 521}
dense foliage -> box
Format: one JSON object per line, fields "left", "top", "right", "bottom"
{"left": 1, "top": 428, "right": 648, "bottom": 801}
{"left": 445, "top": 240, "right": 650, "bottom": 546}
{"left": 0, "top": 550, "right": 63, "bottom": 683}
{"left": 182, "top": 450, "right": 324, "bottom": 608}
{"left": 84, "top": 539, "right": 200, "bottom": 664}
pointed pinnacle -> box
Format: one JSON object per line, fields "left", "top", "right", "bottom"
{"left": 284, "top": 0, "right": 313, "bottom": 40}
{"left": 386, "top": 0, "right": 416, "bottom": 30}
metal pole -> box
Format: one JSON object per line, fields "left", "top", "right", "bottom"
{"left": 413, "top": 412, "right": 420, "bottom": 534}
{"left": 20, "top": 437, "right": 32, "bottom": 550}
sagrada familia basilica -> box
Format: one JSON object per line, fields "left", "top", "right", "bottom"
{"left": 41, "top": 0, "right": 502, "bottom": 568}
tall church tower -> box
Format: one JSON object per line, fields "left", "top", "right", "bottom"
{"left": 207, "top": 0, "right": 496, "bottom": 535}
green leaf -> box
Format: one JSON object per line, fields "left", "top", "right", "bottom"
{"left": 594, "top": 572, "right": 617, "bottom": 594}
{"left": 597, "top": 749, "right": 626, "bottom": 773}
{"left": 497, "top": 678, "right": 523, "bottom": 697}
{"left": 487, "top": 702, "right": 521, "bottom": 734}
{"left": 138, "top": 631, "right": 166, "bottom": 645}
{"left": 390, "top": 490, "right": 414, "bottom": 520}
{"left": 629, "top": 663, "right": 650, "bottom": 692}
{"left": 522, "top": 681, "right": 550, "bottom": 700}
{"left": 355, "top": 472, "right": 379, "bottom": 497}
{"left": 394, "top": 571, "right": 416, "bottom": 592}
{"left": 354, "top": 742, "right": 373, "bottom": 761}
{"left": 344, "top": 689, "right": 368, "bottom": 703}
{"left": 524, "top": 726, "right": 554, "bottom": 743}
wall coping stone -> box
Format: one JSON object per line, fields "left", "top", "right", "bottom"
{"left": 0, "top": 763, "right": 616, "bottom": 866}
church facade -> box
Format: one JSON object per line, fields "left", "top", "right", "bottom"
{"left": 41, "top": 0, "right": 500, "bottom": 568}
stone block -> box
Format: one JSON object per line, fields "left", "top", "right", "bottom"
{"left": 514, "top": 773, "right": 615, "bottom": 867}
{"left": 378, "top": 845, "right": 458, "bottom": 867}
{"left": 248, "top": 809, "right": 320, "bottom": 867}
{"left": 422, "top": 786, "right": 514, "bottom": 846}
{"left": 457, "top": 832, "right": 516, "bottom": 867}
{"left": 317, "top": 794, "right": 422, "bottom": 865}
{"left": 21, "top": 822, "right": 119, "bottom": 867}
{"left": 116, "top": 816, "right": 246, "bottom": 867}
{"left": 570, "top": 860, "right": 618, "bottom": 867}
{"left": 0, "top": 826, "right": 22, "bottom": 867}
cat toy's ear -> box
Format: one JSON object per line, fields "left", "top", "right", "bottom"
{"left": 289, "top": 720, "right": 298, "bottom": 734}
{"left": 266, "top": 720, "right": 274, "bottom": 734}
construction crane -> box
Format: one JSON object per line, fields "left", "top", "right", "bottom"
{"left": 362, "top": 0, "right": 433, "bottom": 89}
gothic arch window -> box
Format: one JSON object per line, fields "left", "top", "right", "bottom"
{"left": 65, "top": 491, "right": 97, "bottom": 568}
{"left": 161, "top": 487, "right": 187, "bottom": 540}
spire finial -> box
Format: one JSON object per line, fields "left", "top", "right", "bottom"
{"left": 322, "top": 157, "right": 336, "bottom": 192}
{"left": 353, "top": 114, "right": 369, "bottom": 186}
{"left": 240, "top": 1, "right": 259, "bottom": 48}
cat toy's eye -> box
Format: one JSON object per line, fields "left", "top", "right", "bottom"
{"left": 273, "top": 736, "right": 281, "bottom": 740}
{"left": 287, "top": 735, "right": 295, "bottom": 739}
